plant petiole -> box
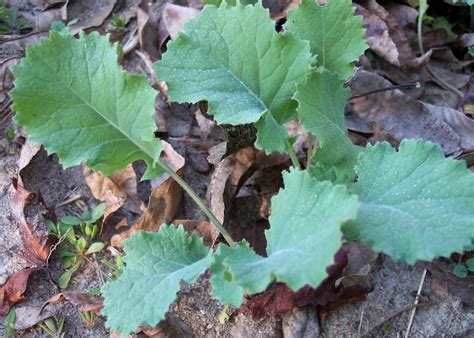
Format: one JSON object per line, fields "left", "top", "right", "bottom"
{"left": 155, "top": 157, "right": 236, "bottom": 247}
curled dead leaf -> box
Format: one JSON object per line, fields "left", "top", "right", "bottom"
{"left": 356, "top": 0, "right": 431, "bottom": 68}
{"left": 43, "top": 291, "right": 103, "bottom": 314}
{"left": 14, "top": 306, "right": 54, "bottom": 330}
{"left": 0, "top": 267, "right": 39, "bottom": 316}
{"left": 163, "top": 3, "right": 200, "bottom": 40}
{"left": 9, "top": 179, "right": 51, "bottom": 264}
{"left": 84, "top": 165, "right": 145, "bottom": 227}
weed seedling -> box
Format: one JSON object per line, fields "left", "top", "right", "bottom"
{"left": 453, "top": 257, "right": 474, "bottom": 278}
{"left": 38, "top": 316, "right": 66, "bottom": 338}
{"left": 0, "top": 0, "right": 28, "bottom": 35}
{"left": 4, "top": 308, "right": 16, "bottom": 337}
{"left": 48, "top": 204, "right": 106, "bottom": 288}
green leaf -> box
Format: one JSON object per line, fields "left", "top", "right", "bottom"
{"left": 61, "top": 216, "right": 82, "bottom": 226}
{"left": 90, "top": 203, "right": 106, "bottom": 222}
{"left": 5, "top": 308, "right": 16, "bottom": 337}
{"left": 210, "top": 244, "right": 245, "bottom": 307}
{"left": 85, "top": 242, "right": 105, "bottom": 255}
{"left": 59, "top": 259, "right": 83, "bottom": 288}
{"left": 254, "top": 112, "right": 289, "bottom": 153}
{"left": 11, "top": 31, "right": 163, "bottom": 179}
{"left": 214, "top": 169, "right": 358, "bottom": 294}
{"left": 453, "top": 265, "right": 468, "bottom": 278}
{"left": 102, "top": 225, "right": 212, "bottom": 335}
{"left": 154, "top": 2, "right": 313, "bottom": 152}
{"left": 466, "top": 258, "right": 474, "bottom": 272}
{"left": 294, "top": 69, "right": 359, "bottom": 179}
{"left": 349, "top": 140, "right": 474, "bottom": 264}
{"left": 285, "top": 0, "right": 367, "bottom": 79}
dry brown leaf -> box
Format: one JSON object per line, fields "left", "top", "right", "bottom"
{"left": 84, "top": 165, "right": 145, "bottom": 225}
{"left": 68, "top": 0, "right": 117, "bottom": 34}
{"left": 356, "top": 0, "right": 431, "bottom": 68}
{"left": 0, "top": 267, "right": 39, "bottom": 316}
{"left": 162, "top": 3, "right": 200, "bottom": 40}
{"left": 9, "top": 179, "right": 51, "bottom": 264}
{"left": 138, "top": 0, "right": 167, "bottom": 61}
{"left": 14, "top": 306, "right": 54, "bottom": 330}
{"left": 44, "top": 291, "right": 103, "bottom": 314}
{"left": 110, "top": 142, "right": 185, "bottom": 247}
{"left": 207, "top": 147, "right": 257, "bottom": 224}
{"left": 17, "top": 141, "right": 42, "bottom": 185}
{"left": 349, "top": 70, "right": 474, "bottom": 155}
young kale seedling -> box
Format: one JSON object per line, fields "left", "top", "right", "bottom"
{"left": 10, "top": 0, "right": 474, "bottom": 335}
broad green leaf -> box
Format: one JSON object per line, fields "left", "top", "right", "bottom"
{"left": 102, "top": 225, "right": 212, "bottom": 335}
{"left": 285, "top": 0, "right": 367, "bottom": 79}
{"left": 154, "top": 2, "right": 313, "bottom": 152}
{"left": 255, "top": 112, "right": 289, "bottom": 153}
{"left": 215, "top": 169, "right": 358, "bottom": 294}
{"left": 210, "top": 244, "right": 245, "bottom": 307}
{"left": 203, "top": 0, "right": 257, "bottom": 5}
{"left": 349, "top": 140, "right": 474, "bottom": 264}
{"left": 60, "top": 216, "right": 82, "bottom": 226}
{"left": 295, "top": 69, "right": 359, "bottom": 179}
{"left": 11, "top": 32, "right": 163, "bottom": 179}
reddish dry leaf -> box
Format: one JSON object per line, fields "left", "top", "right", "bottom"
{"left": 234, "top": 249, "right": 372, "bottom": 321}
{"left": 163, "top": 4, "right": 200, "bottom": 40}
{"left": 424, "top": 262, "right": 474, "bottom": 307}
{"left": 0, "top": 267, "right": 39, "bottom": 316}
{"left": 9, "top": 179, "right": 51, "bottom": 264}
{"left": 44, "top": 291, "right": 103, "bottom": 314}
{"left": 84, "top": 164, "right": 145, "bottom": 225}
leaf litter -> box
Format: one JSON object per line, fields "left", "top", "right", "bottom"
{"left": 2, "top": 1, "right": 472, "bottom": 336}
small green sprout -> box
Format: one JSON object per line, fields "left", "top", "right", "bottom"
{"left": 4, "top": 308, "right": 16, "bottom": 337}
{"left": 0, "top": 0, "right": 28, "bottom": 35}
{"left": 48, "top": 204, "right": 106, "bottom": 288}
{"left": 453, "top": 258, "right": 474, "bottom": 278}
{"left": 38, "top": 316, "right": 65, "bottom": 338}
{"left": 111, "top": 13, "right": 126, "bottom": 29}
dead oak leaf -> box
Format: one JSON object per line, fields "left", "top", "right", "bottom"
{"left": 0, "top": 267, "right": 39, "bottom": 316}
{"left": 84, "top": 164, "right": 145, "bottom": 226}
{"left": 110, "top": 142, "right": 185, "bottom": 247}
{"left": 43, "top": 291, "right": 103, "bottom": 314}
{"left": 9, "top": 179, "right": 51, "bottom": 264}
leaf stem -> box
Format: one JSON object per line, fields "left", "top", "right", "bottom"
{"left": 285, "top": 139, "right": 301, "bottom": 170}
{"left": 156, "top": 158, "right": 236, "bottom": 247}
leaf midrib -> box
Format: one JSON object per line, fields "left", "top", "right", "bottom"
{"left": 31, "top": 39, "right": 156, "bottom": 164}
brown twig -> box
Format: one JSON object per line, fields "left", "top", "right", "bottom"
{"left": 348, "top": 82, "right": 421, "bottom": 101}
{"left": 368, "top": 301, "right": 434, "bottom": 334}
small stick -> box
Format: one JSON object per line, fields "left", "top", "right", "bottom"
{"left": 348, "top": 82, "right": 421, "bottom": 101}
{"left": 369, "top": 302, "right": 434, "bottom": 334}
{"left": 404, "top": 269, "right": 427, "bottom": 338}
